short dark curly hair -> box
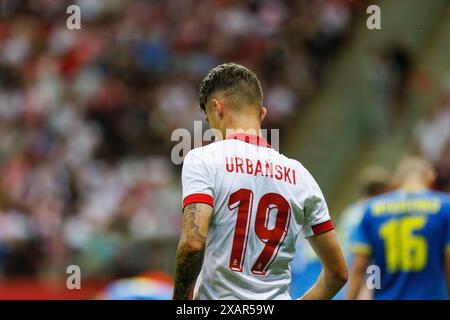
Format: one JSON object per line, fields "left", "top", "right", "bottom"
{"left": 198, "top": 63, "right": 263, "bottom": 113}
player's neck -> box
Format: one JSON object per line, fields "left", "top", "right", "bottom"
{"left": 399, "top": 178, "right": 429, "bottom": 193}
{"left": 220, "top": 117, "right": 262, "bottom": 139}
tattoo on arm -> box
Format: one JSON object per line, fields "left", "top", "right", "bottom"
{"left": 173, "top": 204, "right": 208, "bottom": 300}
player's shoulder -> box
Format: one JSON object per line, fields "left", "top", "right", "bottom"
{"left": 363, "top": 189, "right": 450, "bottom": 209}
{"left": 426, "top": 190, "right": 450, "bottom": 213}
{"left": 183, "top": 144, "right": 217, "bottom": 166}
{"left": 185, "top": 143, "right": 216, "bottom": 156}
{"left": 344, "top": 199, "right": 368, "bottom": 215}
{"left": 369, "top": 190, "right": 401, "bottom": 202}
{"left": 284, "top": 157, "right": 316, "bottom": 180}
{"left": 188, "top": 139, "right": 239, "bottom": 154}
{"left": 426, "top": 190, "right": 450, "bottom": 203}
{"left": 362, "top": 190, "right": 401, "bottom": 212}
{"left": 280, "top": 156, "right": 324, "bottom": 194}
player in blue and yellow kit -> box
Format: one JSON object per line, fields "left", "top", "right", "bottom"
{"left": 346, "top": 157, "right": 450, "bottom": 300}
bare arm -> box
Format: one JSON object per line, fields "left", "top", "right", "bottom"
{"left": 345, "top": 253, "right": 370, "bottom": 300}
{"left": 300, "top": 230, "right": 348, "bottom": 300}
{"left": 172, "top": 203, "right": 213, "bottom": 300}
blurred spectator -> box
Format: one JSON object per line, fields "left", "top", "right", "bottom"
{"left": 416, "top": 92, "right": 450, "bottom": 192}
{"left": 0, "top": 0, "right": 357, "bottom": 279}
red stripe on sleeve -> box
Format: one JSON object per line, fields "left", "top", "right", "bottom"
{"left": 312, "top": 220, "right": 334, "bottom": 235}
{"left": 188, "top": 288, "right": 194, "bottom": 300}
{"left": 183, "top": 193, "right": 214, "bottom": 209}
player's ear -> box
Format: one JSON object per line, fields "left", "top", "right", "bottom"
{"left": 211, "top": 98, "right": 224, "bottom": 119}
{"left": 426, "top": 168, "right": 437, "bottom": 186}
{"left": 260, "top": 106, "right": 267, "bottom": 122}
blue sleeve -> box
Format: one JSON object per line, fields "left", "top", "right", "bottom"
{"left": 444, "top": 199, "right": 450, "bottom": 253}
{"left": 351, "top": 206, "right": 373, "bottom": 256}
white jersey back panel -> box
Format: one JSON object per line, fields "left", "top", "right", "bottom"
{"left": 182, "top": 133, "right": 333, "bottom": 300}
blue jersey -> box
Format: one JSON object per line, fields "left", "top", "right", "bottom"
{"left": 352, "top": 189, "right": 450, "bottom": 300}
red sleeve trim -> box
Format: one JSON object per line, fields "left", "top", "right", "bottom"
{"left": 188, "top": 288, "right": 194, "bottom": 300}
{"left": 312, "top": 220, "right": 334, "bottom": 235}
{"left": 183, "top": 193, "right": 214, "bottom": 209}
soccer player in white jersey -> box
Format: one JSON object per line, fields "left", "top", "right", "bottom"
{"left": 173, "top": 63, "right": 348, "bottom": 300}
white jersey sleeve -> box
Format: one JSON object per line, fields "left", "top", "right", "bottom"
{"left": 299, "top": 167, "right": 333, "bottom": 238}
{"left": 181, "top": 148, "right": 215, "bottom": 208}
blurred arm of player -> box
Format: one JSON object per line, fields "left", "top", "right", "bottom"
{"left": 172, "top": 203, "right": 212, "bottom": 300}
{"left": 300, "top": 230, "right": 348, "bottom": 300}
{"left": 345, "top": 252, "right": 370, "bottom": 300}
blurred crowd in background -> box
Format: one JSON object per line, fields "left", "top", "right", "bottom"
{"left": 0, "top": 0, "right": 361, "bottom": 280}
{"left": 416, "top": 92, "right": 450, "bottom": 192}
{"left": 0, "top": 0, "right": 449, "bottom": 299}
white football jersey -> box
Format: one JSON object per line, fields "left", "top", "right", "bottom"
{"left": 181, "top": 133, "right": 334, "bottom": 300}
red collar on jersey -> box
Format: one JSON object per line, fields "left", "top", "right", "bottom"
{"left": 226, "top": 133, "right": 272, "bottom": 148}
